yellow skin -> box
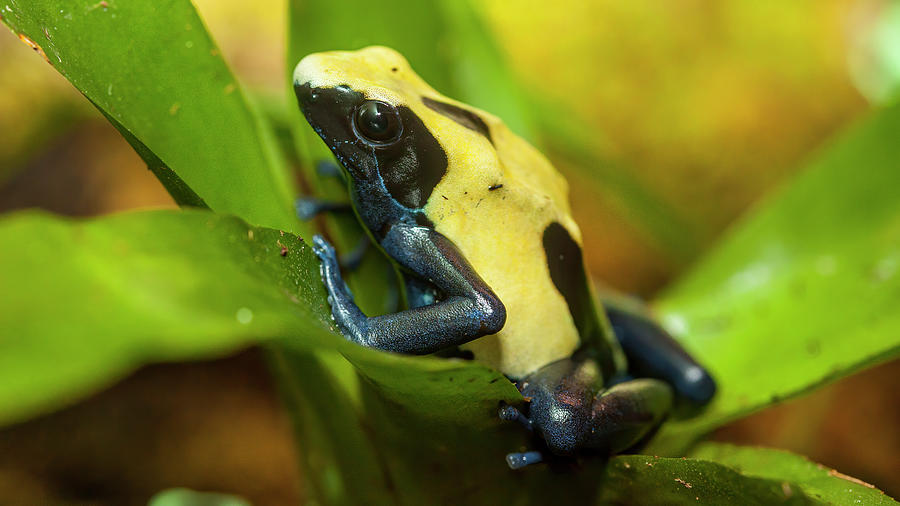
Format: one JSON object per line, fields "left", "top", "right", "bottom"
{"left": 295, "top": 46, "right": 624, "bottom": 378}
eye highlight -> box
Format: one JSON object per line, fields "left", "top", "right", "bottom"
{"left": 353, "top": 100, "right": 402, "bottom": 145}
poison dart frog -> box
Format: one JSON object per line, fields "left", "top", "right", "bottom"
{"left": 293, "top": 46, "right": 715, "bottom": 469}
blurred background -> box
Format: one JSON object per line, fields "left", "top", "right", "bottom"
{"left": 0, "top": 0, "right": 898, "bottom": 503}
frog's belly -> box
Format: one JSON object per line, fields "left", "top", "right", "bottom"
{"left": 429, "top": 195, "right": 580, "bottom": 379}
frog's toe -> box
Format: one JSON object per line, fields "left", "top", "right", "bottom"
{"left": 498, "top": 404, "right": 533, "bottom": 431}
{"left": 506, "top": 451, "right": 543, "bottom": 470}
{"left": 312, "top": 234, "right": 337, "bottom": 261}
{"left": 498, "top": 405, "right": 519, "bottom": 421}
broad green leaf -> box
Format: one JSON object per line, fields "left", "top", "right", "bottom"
{"left": 648, "top": 102, "right": 900, "bottom": 452}
{"left": 690, "top": 443, "right": 896, "bottom": 505}
{"left": 148, "top": 488, "right": 250, "bottom": 506}
{"left": 0, "top": 209, "right": 330, "bottom": 426}
{"left": 0, "top": 0, "right": 302, "bottom": 234}
{"left": 0, "top": 209, "right": 517, "bottom": 429}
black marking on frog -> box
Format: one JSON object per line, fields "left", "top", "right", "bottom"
{"left": 295, "top": 82, "right": 446, "bottom": 231}
{"left": 379, "top": 105, "right": 447, "bottom": 209}
{"left": 422, "top": 96, "right": 493, "bottom": 144}
{"left": 542, "top": 222, "right": 617, "bottom": 379}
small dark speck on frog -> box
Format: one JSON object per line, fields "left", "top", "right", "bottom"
{"left": 391, "top": 67, "right": 398, "bottom": 72}
{"left": 278, "top": 240, "right": 288, "bottom": 257}
{"left": 488, "top": 184, "right": 503, "bottom": 191}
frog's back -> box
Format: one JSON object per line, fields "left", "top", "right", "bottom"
{"left": 419, "top": 105, "right": 623, "bottom": 378}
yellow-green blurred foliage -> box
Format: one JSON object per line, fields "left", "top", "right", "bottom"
{"left": 481, "top": 0, "right": 875, "bottom": 284}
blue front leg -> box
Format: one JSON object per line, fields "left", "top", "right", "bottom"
{"left": 312, "top": 223, "right": 506, "bottom": 354}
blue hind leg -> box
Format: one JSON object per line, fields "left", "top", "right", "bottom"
{"left": 604, "top": 303, "right": 716, "bottom": 406}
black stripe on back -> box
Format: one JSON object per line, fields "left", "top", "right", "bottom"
{"left": 422, "top": 96, "right": 493, "bottom": 144}
{"left": 543, "top": 222, "right": 617, "bottom": 377}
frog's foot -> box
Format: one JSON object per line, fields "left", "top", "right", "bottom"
{"left": 505, "top": 451, "right": 544, "bottom": 470}
{"left": 498, "top": 404, "right": 533, "bottom": 431}
{"left": 500, "top": 405, "right": 542, "bottom": 468}
{"left": 312, "top": 234, "right": 340, "bottom": 275}
{"left": 295, "top": 197, "right": 351, "bottom": 220}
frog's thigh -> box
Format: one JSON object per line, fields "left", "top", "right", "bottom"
{"left": 524, "top": 360, "right": 672, "bottom": 457}
{"left": 585, "top": 378, "right": 672, "bottom": 454}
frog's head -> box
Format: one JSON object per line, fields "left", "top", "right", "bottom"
{"left": 293, "top": 46, "right": 497, "bottom": 211}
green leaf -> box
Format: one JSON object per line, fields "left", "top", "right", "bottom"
{"left": 0, "top": 209, "right": 331, "bottom": 426}
{"left": 690, "top": 443, "right": 896, "bottom": 505}
{"left": 595, "top": 454, "right": 817, "bottom": 505}
{"left": 649, "top": 103, "right": 900, "bottom": 452}
{"left": 0, "top": 0, "right": 301, "bottom": 234}
{"left": 148, "top": 488, "right": 251, "bottom": 506}
{"left": 286, "top": 0, "right": 455, "bottom": 96}
{"left": 0, "top": 208, "right": 518, "bottom": 427}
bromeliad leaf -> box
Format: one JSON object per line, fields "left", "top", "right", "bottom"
{"left": 0, "top": 209, "right": 330, "bottom": 426}
{"left": 649, "top": 102, "right": 900, "bottom": 453}
{"left": 0, "top": 0, "right": 302, "bottom": 235}
{"left": 689, "top": 443, "right": 896, "bottom": 506}
{"left": 0, "top": 209, "right": 518, "bottom": 431}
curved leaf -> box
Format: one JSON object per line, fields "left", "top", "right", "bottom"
{"left": 690, "top": 443, "right": 896, "bottom": 505}
{"left": 149, "top": 488, "right": 250, "bottom": 506}
{"left": 0, "top": 209, "right": 517, "bottom": 429}
{"left": 0, "top": 0, "right": 301, "bottom": 234}
{"left": 649, "top": 103, "right": 900, "bottom": 452}
{"left": 0, "top": 209, "right": 328, "bottom": 425}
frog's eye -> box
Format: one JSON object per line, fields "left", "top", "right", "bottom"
{"left": 353, "top": 100, "right": 402, "bottom": 145}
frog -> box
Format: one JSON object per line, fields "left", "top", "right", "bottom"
{"left": 292, "top": 46, "right": 715, "bottom": 469}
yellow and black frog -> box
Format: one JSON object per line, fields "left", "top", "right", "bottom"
{"left": 292, "top": 46, "right": 715, "bottom": 469}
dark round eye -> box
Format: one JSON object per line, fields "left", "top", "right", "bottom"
{"left": 353, "top": 100, "right": 402, "bottom": 144}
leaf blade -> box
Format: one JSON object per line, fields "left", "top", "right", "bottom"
{"left": 649, "top": 103, "right": 900, "bottom": 452}
{"left": 0, "top": 209, "right": 330, "bottom": 425}
{"left": 0, "top": 0, "right": 301, "bottom": 233}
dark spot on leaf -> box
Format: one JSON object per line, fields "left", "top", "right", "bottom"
{"left": 806, "top": 340, "right": 821, "bottom": 356}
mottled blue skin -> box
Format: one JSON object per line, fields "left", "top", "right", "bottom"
{"left": 293, "top": 75, "right": 715, "bottom": 469}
